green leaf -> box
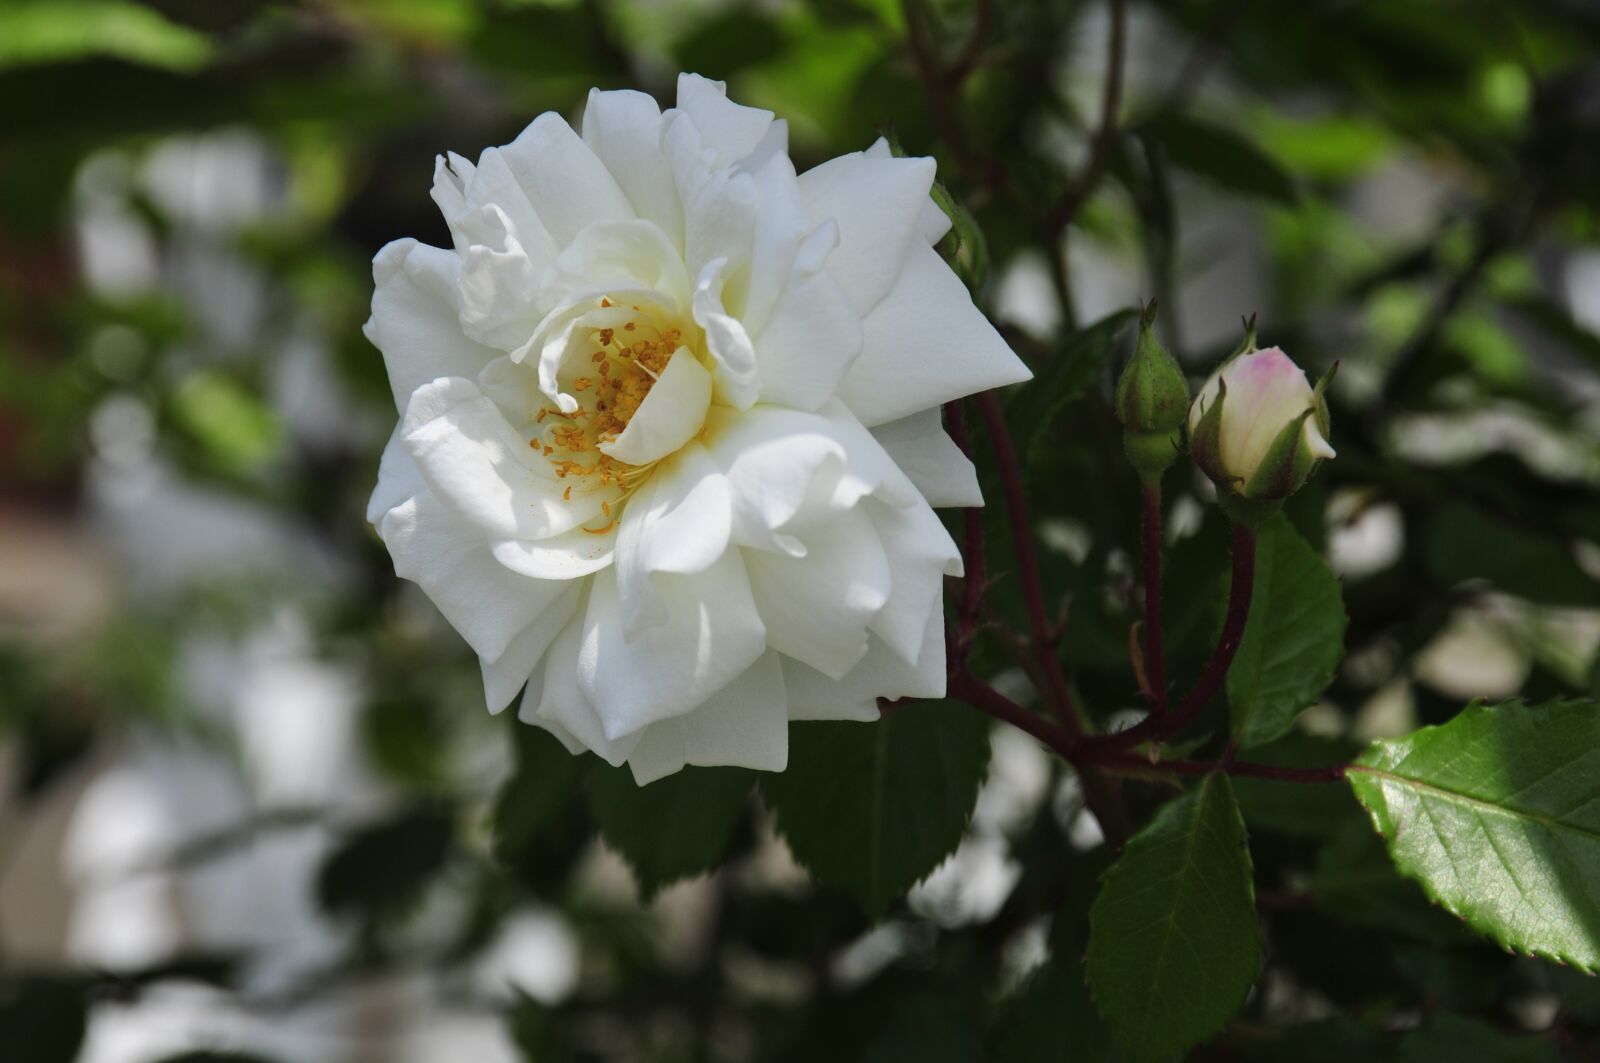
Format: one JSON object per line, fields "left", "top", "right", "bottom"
{"left": 589, "top": 763, "right": 754, "bottom": 897}
{"left": 316, "top": 802, "right": 454, "bottom": 923}
{"left": 762, "top": 702, "right": 990, "bottom": 915}
{"left": 1007, "top": 309, "right": 1138, "bottom": 471}
{"left": 1227, "top": 515, "right": 1348, "bottom": 749}
{"left": 1086, "top": 775, "right": 1260, "bottom": 1063}
{"left": 1348, "top": 698, "right": 1600, "bottom": 970}
{"left": 1137, "top": 112, "right": 1300, "bottom": 207}
{"left": 1309, "top": 819, "right": 1473, "bottom": 943}
{"left": 493, "top": 725, "right": 591, "bottom": 894}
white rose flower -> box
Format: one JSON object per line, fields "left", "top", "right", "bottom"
{"left": 366, "top": 74, "right": 1030, "bottom": 783}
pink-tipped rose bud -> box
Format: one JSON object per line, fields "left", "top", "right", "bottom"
{"left": 1187, "top": 346, "right": 1335, "bottom": 506}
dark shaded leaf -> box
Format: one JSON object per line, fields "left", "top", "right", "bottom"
{"left": 763, "top": 702, "right": 990, "bottom": 915}
{"left": 1228, "top": 515, "right": 1347, "bottom": 749}
{"left": 589, "top": 763, "right": 754, "bottom": 898}
{"left": 1086, "top": 775, "right": 1259, "bottom": 1062}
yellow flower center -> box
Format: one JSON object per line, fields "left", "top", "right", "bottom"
{"left": 527, "top": 297, "right": 694, "bottom": 533}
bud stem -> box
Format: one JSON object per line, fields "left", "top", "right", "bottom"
{"left": 1083, "top": 519, "right": 1257, "bottom": 752}
{"left": 1141, "top": 480, "right": 1168, "bottom": 715}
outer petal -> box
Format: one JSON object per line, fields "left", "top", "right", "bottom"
{"left": 365, "top": 240, "right": 498, "bottom": 412}
{"left": 838, "top": 243, "right": 1032, "bottom": 427}
{"left": 675, "top": 73, "right": 776, "bottom": 169}
{"left": 869, "top": 409, "right": 982, "bottom": 508}
{"left": 799, "top": 151, "right": 936, "bottom": 315}
{"left": 456, "top": 203, "right": 546, "bottom": 351}
{"left": 500, "top": 113, "right": 635, "bottom": 247}
{"left": 578, "top": 560, "right": 766, "bottom": 742}
{"left": 599, "top": 347, "right": 712, "bottom": 466}
{"left": 746, "top": 508, "right": 891, "bottom": 679}
{"left": 781, "top": 604, "right": 948, "bottom": 721}
{"left": 625, "top": 651, "right": 788, "bottom": 784}
{"left": 480, "top": 582, "right": 582, "bottom": 714}
{"left": 752, "top": 221, "right": 863, "bottom": 412}
{"left": 367, "top": 424, "right": 426, "bottom": 525}
{"left": 525, "top": 610, "right": 641, "bottom": 767}
{"left": 863, "top": 137, "right": 951, "bottom": 245}
{"left": 463, "top": 147, "right": 559, "bottom": 269}
{"left": 865, "top": 496, "right": 962, "bottom": 663}
{"left": 401, "top": 378, "right": 604, "bottom": 540}
{"left": 742, "top": 152, "right": 808, "bottom": 333}
{"left": 377, "top": 491, "right": 568, "bottom": 663}
{"left": 581, "top": 89, "right": 684, "bottom": 251}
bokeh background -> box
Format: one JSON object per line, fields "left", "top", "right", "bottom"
{"left": 7, "top": 1, "right": 1600, "bottom": 1060}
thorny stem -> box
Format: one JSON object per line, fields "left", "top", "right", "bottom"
{"left": 976, "top": 392, "right": 1084, "bottom": 736}
{"left": 1083, "top": 519, "right": 1257, "bottom": 753}
{"left": 944, "top": 400, "right": 985, "bottom": 666}
{"left": 949, "top": 673, "right": 1348, "bottom": 784}
{"left": 1140, "top": 480, "right": 1168, "bottom": 713}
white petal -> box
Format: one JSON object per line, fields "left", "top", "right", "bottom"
{"left": 614, "top": 443, "right": 733, "bottom": 633}
{"left": 799, "top": 151, "right": 935, "bottom": 315}
{"left": 838, "top": 242, "right": 1031, "bottom": 427}
{"left": 528, "top": 609, "right": 641, "bottom": 767}
{"left": 481, "top": 582, "right": 582, "bottom": 714}
{"left": 866, "top": 496, "right": 962, "bottom": 663}
{"left": 430, "top": 152, "right": 473, "bottom": 253}
{"left": 598, "top": 347, "right": 712, "bottom": 466}
{"left": 863, "top": 137, "right": 952, "bottom": 245}
{"left": 626, "top": 650, "right": 788, "bottom": 784}
{"left": 578, "top": 560, "right": 766, "bottom": 742}
{"left": 693, "top": 258, "right": 761, "bottom": 409}
{"left": 676, "top": 73, "right": 776, "bottom": 168}
{"left": 401, "top": 377, "right": 602, "bottom": 540}
{"left": 500, "top": 113, "right": 635, "bottom": 247}
{"left": 752, "top": 229, "right": 863, "bottom": 412}
{"left": 704, "top": 403, "right": 917, "bottom": 554}
{"left": 742, "top": 152, "right": 807, "bottom": 334}
{"left": 704, "top": 406, "right": 849, "bottom": 555}
{"left": 746, "top": 510, "right": 891, "bottom": 679}
{"left": 367, "top": 423, "right": 426, "bottom": 525}
{"left": 378, "top": 491, "right": 568, "bottom": 662}
{"left": 365, "top": 240, "right": 497, "bottom": 412}
{"left": 1305, "top": 418, "right": 1336, "bottom": 460}
{"left": 870, "top": 409, "right": 982, "bottom": 508}
{"left": 581, "top": 88, "right": 684, "bottom": 251}
{"left": 491, "top": 521, "right": 616, "bottom": 581}
{"left": 550, "top": 219, "right": 690, "bottom": 308}
{"left": 456, "top": 203, "right": 546, "bottom": 350}
{"left": 518, "top": 675, "right": 589, "bottom": 756}
{"left": 463, "top": 147, "right": 559, "bottom": 268}
{"left": 781, "top": 602, "right": 948, "bottom": 721}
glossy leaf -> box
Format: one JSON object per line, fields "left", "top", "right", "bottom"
{"left": 1348, "top": 698, "right": 1600, "bottom": 970}
{"left": 1087, "top": 775, "right": 1260, "bottom": 1062}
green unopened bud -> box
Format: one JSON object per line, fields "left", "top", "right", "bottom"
{"left": 1115, "top": 302, "right": 1190, "bottom": 481}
